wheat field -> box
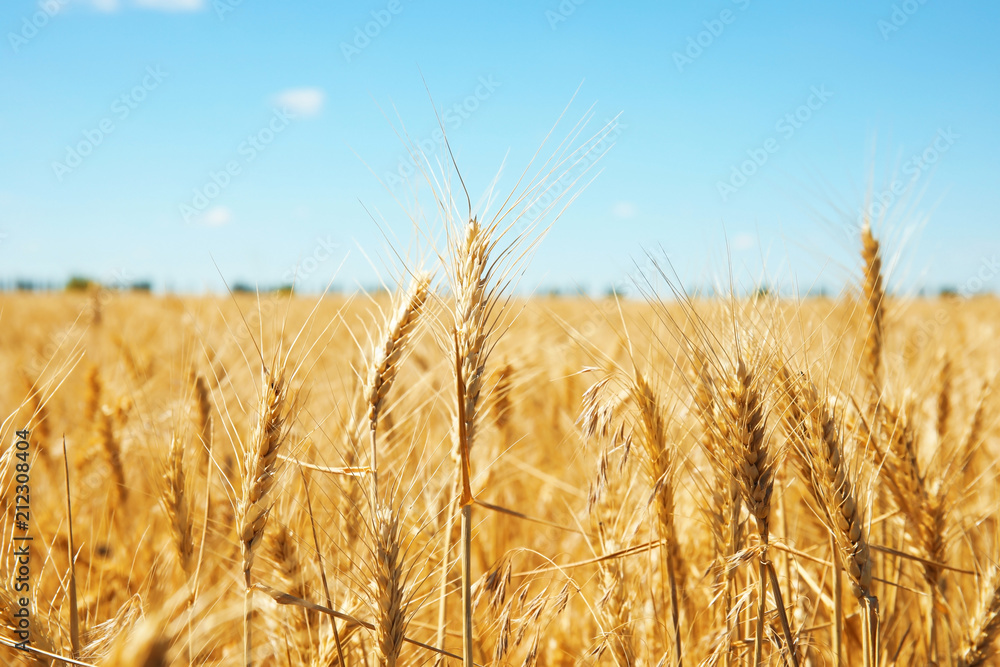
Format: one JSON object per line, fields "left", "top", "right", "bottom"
{"left": 1, "top": 221, "right": 999, "bottom": 667}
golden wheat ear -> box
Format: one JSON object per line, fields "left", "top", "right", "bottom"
{"left": 361, "top": 271, "right": 431, "bottom": 505}
{"left": 958, "top": 565, "right": 1000, "bottom": 667}
{"left": 370, "top": 503, "right": 406, "bottom": 667}
{"left": 779, "top": 367, "right": 879, "bottom": 666}
{"left": 163, "top": 434, "right": 193, "bottom": 576}
{"left": 237, "top": 360, "right": 293, "bottom": 666}
{"left": 362, "top": 272, "right": 432, "bottom": 433}
{"left": 860, "top": 221, "right": 886, "bottom": 417}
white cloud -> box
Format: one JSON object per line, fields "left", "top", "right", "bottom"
{"left": 201, "top": 206, "right": 232, "bottom": 227}
{"left": 273, "top": 88, "right": 325, "bottom": 117}
{"left": 612, "top": 201, "right": 637, "bottom": 219}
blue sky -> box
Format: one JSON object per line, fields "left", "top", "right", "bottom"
{"left": 1, "top": 0, "right": 998, "bottom": 296}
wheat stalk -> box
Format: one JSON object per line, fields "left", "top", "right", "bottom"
{"left": 190, "top": 371, "right": 213, "bottom": 468}
{"left": 443, "top": 217, "right": 492, "bottom": 667}
{"left": 84, "top": 364, "right": 101, "bottom": 426}
{"left": 781, "top": 368, "right": 879, "bottom": 666}
{"left": 630, "top": 369, "right": 683, "bottom": 665}
{"left": 861, "top": 222, "right": 886, "bottom": 417}
{"left": 163, "top": 434, "right": 193, "bottom": 576}
{"left": 371, "top": 504, "right": 406, "bottom": 667}
{"left": 237, "top": 363, "right": 291, "bottom": 667}
{"left": 97, "top": 404, "right": 127, "bottom": 504}
{"left": 692, "top": 352, "right": 743, "bottom": 663}
{"left": 716, "top": 355, "right": 790, "bottom": 666}
{"left": 363, "top": 272, "right": 430, "bottom": 507}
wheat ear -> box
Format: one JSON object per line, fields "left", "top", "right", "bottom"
{"left": 84, "top": 363, "right": 102, "bottom": 425}
{"left": 362, "top": 272, "right": 430, "bottom": 505}
{"left": 272, "top": 522, "right": 314, "bottom": 653}
{"left": 783, "top": 371, "right": 879, "bottom": 666}
{"left": 936, "top": 354, "right": 952, "bottom": 441}
{"left": 98, "top": 404, "right": 127, "bottom": 504}
{"left": 692, "top": 353, "right": 742, "bottom": 660}
{"left": 362, "top": 272, "right": 431, "bottom": 434}
{"left": 631, "top": 369, "right": 683, "bottom": 665}
{"left": 718, "top": 356, "right": 793, "bottom": 667}
{"left": 372, "top": 504, "right": 406, "bottom": 667}
{"left": 861, "top": 221, "right": 886, "bottom": 417}
{"left": 163, "top": 434, "right": 193, "bottom": 576}
{"left": 441, "top": 218, "right": 491, "bottom": 667}
{"left": 190, "top": 371, "right": 213, "bottom": 468}
{"left": 958, "top": 566, "right": 1000, "bottom": 667}
{"left": 596, "top": 520, "right": 636, "bottom": 667}
{"left": 237, "top": 364, "right": 290, "bottom": 667}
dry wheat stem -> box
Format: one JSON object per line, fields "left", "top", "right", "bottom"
{"left": 237, "top": 364, "right": 290, "bottom": 666}
{"left": 720, "top": 356, "right": 778, "bottom": 667}
{"left": 446, "top": 216, "right": 496, "bottom": 667}
{"left": 781, "top": 367, "right": 877, "bottom": 666}
{"left": 255, "top": 584, "right": 466, "bottom": 662}
{"left": 692, "top": 353, "right": 742, "bottom": 663}
{"left": 630, "top": 369, "right": 683, "bottom": 665}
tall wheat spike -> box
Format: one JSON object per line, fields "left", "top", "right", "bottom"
{"left": 630, "top": 369, "right": 683, "bottom": 665}
{"left": 163, "top": 434, "right": 193, "bottom": 575}
{"left": 371, "top": 504, "right": 406, "bottom": 667}
{"left": 237, "top": 362, "right": 291, "bottom": 667}
{"left": 715, "top": 353, "right": 795, "bottom": 666}
{"left": 692, "top": 351, "right": 742, "bottom": 663}
{"left": 861, "top": 221, "right": 886, "bottom": 418}
{"left": 780, "top": 368, "right": 879, "bottom": 666}
{"left": 362, "top": 271, "right": 431, "bottom": 505}
{"left": 445, "top": 217, "right": 491, "bottom": 667}
{"left": 358, "top": 273, "right": 429, "bottom": 666}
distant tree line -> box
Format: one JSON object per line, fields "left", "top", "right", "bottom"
{"left": 0, "top": 277, "right": 990, "bottom": 299}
